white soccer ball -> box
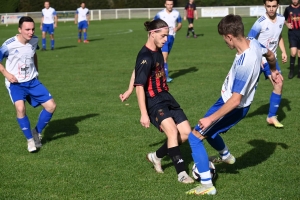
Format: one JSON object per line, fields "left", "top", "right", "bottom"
{"left": 192, "top": 161, "right": 216, "bottom": 181}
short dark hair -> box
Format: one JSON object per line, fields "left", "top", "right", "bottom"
{"left": 19, "top": 16, "right": 34, "bottom": 28}
{"left": 144, "top": 19, "right": 168, "bottom": 32}
{"left": 263, "top": 0, "right": 279, "bottom": 4}
{"left": 218, "top": 14, "right": 244, "bottom": 37}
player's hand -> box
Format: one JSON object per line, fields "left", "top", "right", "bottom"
{"left": 282, "top": 52, "right": 287, "bottom": 63}
{"left": 119, "top": 90, "right": 132, "bottom": 102}
{"left": 88, "top": 21, "right": 90, "bottom": 25}
{"left": 184, "top": 16, "right": 186, "bottom": 20}
{"left": 40, "top": 25, "right": 42, "bottom": 31}
{"left": 140, "top": 114, "right": 150, "bottom": 128}
{"left": 198, "top": 117, "right": 213, "bottom": 131}
{"left": 54, "top": 23, "right": 57, "bottom": 28}
{"left": 5, "top": 73, "right": 18, "bottom": 83}
{"left": 74, "top": 21, "right": 77, "bottom": 24}
{"left": 287, "top": 23, "right": 293, "bottom": 29}
{"left": 271, "top": 70, "right": 283, "bottom": 84}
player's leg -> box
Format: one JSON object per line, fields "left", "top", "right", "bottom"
{"left": 186, "top": 18, "right": 192, "bottom": 37}
{"left": 78, "top": 22, "right": 83, "bottom": 43}
{"left": 83, "top": 21, "right": 89, "bottom": 43}
{"left": 49, "top": 24, "right": 55, "bottom": 50}
{"left": 288, "top": 32, "right": 298, "bottom": 79}
{"left": 41, "top": 24, "right": 47, "bottom": 50}
{"left": 27, "top": 79, "right": 56, "bottom": 147}
{"left": 264, "top": 62, "right": 284, "bottom": 128}
{"left": 162, "top": 36, "right": 174, "bottom": 82}
{"left": 7, "top": 83, "right": 36, "bottom": 152}
{"left": 297, "top": 48, "right": 300, "bottom": 78}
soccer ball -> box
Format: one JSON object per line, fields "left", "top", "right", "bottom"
{"left": 192, "top": 161, "right": 217, "bottom": 182}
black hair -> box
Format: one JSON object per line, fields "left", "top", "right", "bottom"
{"left": 218, "top": 14, "right": 244, "bottom": 37}
{"left": 263, "top": 0, "right": 279, "bottom": 4}
{"left": 144, "top": 19, "right": 168, "bottom": 32}
{"left": 19, "top": 16, "right": 35, "bottom": 28}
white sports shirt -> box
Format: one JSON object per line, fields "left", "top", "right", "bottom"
{"left": 42, "top": 7, "right": 56, "bottom": 24}
{"left": 154, "top": 8, "right": 182, "bottom": 36}
{"left": 76, "top": 7, "right": 89, "bottom": 23}
{"left": 248, "top": 13, "right": 285, "bottom": 59}
{"left": 0, "top": 35, "right": 39, "bottom": 85}
{"left": 221, "top": 38, "right": 268, "bottom": 108}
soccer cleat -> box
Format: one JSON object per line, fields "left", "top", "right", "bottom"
{"left": 186, "top": 184, "right": 217, "bottom": 195}
{"left": 267, "top": 116, "right": 283, "bottom": 128}
{"left": 178, "top": 171, "right": 194, "bottom": 184}
{"left": 146, "top": 152, "right": 164, "bottom": 173}
{"left": 78, "top": 39, "right": 81, "bottom": 43}
{"left": 209, "top": 154, "right": 236, "bottom": 164}
{"left": 167, "top": 77, "right": 173, "bottom": 83}
{"left": 84, "top": 40, "right": 89, "bottom": 43}
{"left": 27, "top": 138, "right": 37, "bottom": 152}
{"left": 32, "top": 128, "right": 42, "bottom": 148}
{"left": 288, "top": 70, "right": 294, "bottom": 79}
{"left": 186, "top": 35, "right": 190, "bottom": 38}
{"left": 193, "top": 35, "right": 198, "bottom": 38}
{"left": 51, "top": 47, "right": 54, "bottom": 50}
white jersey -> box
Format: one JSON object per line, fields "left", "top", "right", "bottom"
{"left": 248, "top": 13, "right": 285, "bottom": 59}
{"left": 154, "top": 9, "right": 182, "bottom": 36}
{"left": 42, "top": 7, "right": 56, "bottom": 24}
{"left": 221, "top": 39, "right": 268, "bottom": 108}
{"left": 0, "top": 35, "right": 39, "bottom": 85}
{"left": 76, "top": 7, "right": 89, "bottom": 23}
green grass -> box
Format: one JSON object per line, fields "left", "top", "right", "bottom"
{"left": 0, "top": 18, "right": 300, "bottom": 199}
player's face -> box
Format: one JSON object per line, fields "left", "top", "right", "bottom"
{"left": 81, "top": 3, "right": 85, "bottom": 8}
{"left": 18, "top": 22, "right": 35, "bottom": 42}
{"left": 223, "top": 35, "right": 235, "bottom": 50}
{"left": 292, "top": 0, "right": 299, "bottom": 6}
{"left": 153, "top": 29, "right": 169, "bottom": 49}
{"left": 165, "top": 1, "right": 173, "bottom": 12}
{"left": 44, "top": 2, "right": 50, "bottom": 9}
{"left": 265, "top": 1, "right": 278, "bottom": 18}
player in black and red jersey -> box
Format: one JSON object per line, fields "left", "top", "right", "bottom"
{"left": 184, "top": 0, "right": 198, "bottom": 38}
{"left": 284, "top": 0, "right": 300, "bottom": 78}
{"left": 119, "top": 19, "right": 196, "bottom": 184}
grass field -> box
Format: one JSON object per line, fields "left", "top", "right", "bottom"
{"left": 0, "top": 17, "right": 300, "bottom": 199}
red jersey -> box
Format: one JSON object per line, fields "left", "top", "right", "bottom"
{"left": 185, "top": 3, "right": 196, "bottom": 19}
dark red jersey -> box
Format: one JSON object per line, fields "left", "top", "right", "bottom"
{"left": 134, "top": 45, "right": 168, "bottom": 98}
{"left": 284, "top": 4, "right": 300, "bottom": 31}
{"left": 185, "top": 3, "right": 196, "bottom": 19}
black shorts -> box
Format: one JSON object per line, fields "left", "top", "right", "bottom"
{"left": 147, "top": 91, "right": 188, "bottom": 132}
{"left": 187, "top": 18, "right": 194, "bottom": 24}
{"left": 288, "top": 30, "right": 300, "bottom": 49}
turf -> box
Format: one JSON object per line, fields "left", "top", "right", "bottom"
{"left": 0, "top": 18, "right": 300, "bottom": 199}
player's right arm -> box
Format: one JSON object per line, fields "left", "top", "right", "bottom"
{"left": 40, "top": 14, "right": 44, "bottom": 30}
{"left": 75, "top": 9, "right": 78, "bottom": 24}
{"left": 119, "top": 70, "right": 135, "bottom": 102}
{"left": 136, "top": 85, "right": 150, "bottom": 128}
{"left": 0, "top": 45, "right": 17, "bottom": 83}
{"left": 264, "top": 48, "right": 283, "bottom": 84}
{"left": 283, "top": 7, "right": 293, "bottom": 29}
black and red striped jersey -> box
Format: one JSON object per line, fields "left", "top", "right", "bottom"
{"left": 134, "top": 45, "right": 168, "bottom": 98}
{"left": 284, "top": 4, "right": 300, "bottom": 31}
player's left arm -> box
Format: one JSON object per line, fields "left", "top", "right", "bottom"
{"left": 174, "top": 15, "right": 182, "bottom": 33}
{"left": 87, "top": 10, "right": 90, "bottom": 25}
{"left": 264, "top": 49, "right": 283, "bottom": 84}
{"left": 34, "top": 53, "right": 38, "bottom": 72}
{"left": 54, "top": 10, "right": 58, "bottom": 28}
{"left": 199, "top": 93, "right": 242, "bottom": 130}
{"left": 278, "top": 34, "right": 287, "bottom": 63}
{"left": 194, "top": 5, "right": 198, "bottom": 19}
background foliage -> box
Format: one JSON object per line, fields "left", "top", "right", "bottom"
{"left": 0, "top": 0, "right": 293, "bottom": 13}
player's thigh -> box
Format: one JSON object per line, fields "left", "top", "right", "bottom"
{"left": 6, "top": 83, "right": 26, "bottom": 104}
{"left": 26, "top": 79, "right": 53, "bottom": 108}
{"left": 176, "top": 120, "right": 191, "bottom": 143}
{"left": 149, "top": 104, "right": 173, "bottom": 132}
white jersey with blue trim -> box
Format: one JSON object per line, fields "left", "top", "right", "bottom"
{"left": 76, "top": 7, "right": 89, "bottom": 23}
{"left": 248, "top": 13, "right": 285, "bottom": 58}
{"left": 42, "top": 7, "right": 56, "bottom": 24}
{"left": 221, "top": 39, "right": 268, "bottom": 108}
{"left": 154, "top": 8, "right": 182, "bottom": 36}
{"left": 0, "top": 35, "right": 39, "bottom": 85}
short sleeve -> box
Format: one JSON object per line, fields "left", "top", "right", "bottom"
{"left": 134, "top": 55, "right": 153, "bottom": 86}
{"left": 0, "top": 44, "right": 9, "bottom": 62}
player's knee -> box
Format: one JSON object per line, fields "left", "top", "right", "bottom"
{"left": 44, "top": 99, "right": 56, "bottom": 113}
{"left": 15, "top": 104, "right": 26, "bottom": 117}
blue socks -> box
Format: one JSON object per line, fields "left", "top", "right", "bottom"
{"left": 206, "top": 134, "right": 226, "bottom": 151}
{"left": 84, "top": 32, "right": 87, "bottom": 40}
{"left": 268, "top": 92, "right": 281, "bottom": 118}
{"left": 35, "top": 109, "right": 53, "bottom": 133}
{"left": 78, "top": 32, "right": 82, "bottom": 39}
{"left": 17, "top": 116, "right": 32, "bottom": 140}
{"left": 188, "top": 133, "right": 212, "bottom": 184}
{"left": 51, "top": 39, "right": 55, "bottom": 48}
{"left": 164, "top": 63, "right": 169, "bottom": 78}
{"left": 42, "top": 38, "right": 46, "bottom": 49}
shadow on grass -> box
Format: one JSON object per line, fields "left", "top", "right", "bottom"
{"left": 42, "top": 113, "right": 99, "bottom": 144}
{"left": 246, "top": 98, "right": 291, "bottom": 121}
{"left": 169, "top": 66, "right": 198, "bottom": 79}
{"left": 87, "top": 38, "right": 104, "bottom": 42}
{"left": 215, "top": 139, "right": 288, "bottom": 175}
{"left": 53, "top": 45, "right": 77, "bottom": 50}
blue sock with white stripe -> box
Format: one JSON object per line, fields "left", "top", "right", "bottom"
{"left": 164, "top": 63, "right": 169, "bottom": 78}
{"left": 84, "top": 32, "right": 87, "bottom": 40}
{"left": 42, "top": 38, "right": 46, "bottom": 48}
{"left": 188, "top": 133, "right": 212, "bottom": 184}
{"left": 51, "top": 39, "right": 55, "bottom": 48}
{"left": 268, "top": 92, "right": 281, "bottom": 118}
{"left": 206, "top": 134, "right": 230, "bottom": 159}
{"left": 17, "top": 116, "right": 32, "bottom": 140}
{"left": 78, "top": 32, "right": 82, "bottom": 40}
{"left": 35, "top": 109, "right": 53, "bottom": 134}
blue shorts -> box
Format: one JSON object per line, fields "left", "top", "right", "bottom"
{"left": 42, "top": 24, "right": 54, "bottom": 34}
{"left": 261, "top": 60, "right": 281, "bottom": 79}
{"left": 195, "top": 97, "right": 250, "bottom": 139}
{"left": 161, "top": 35, "right": 175, "bottom": 54}
{"left": 6, "top": 78, "right": 53, "bottom": 108}
{"left": 78, "top": 21, "right": 88, "bottom": 30}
